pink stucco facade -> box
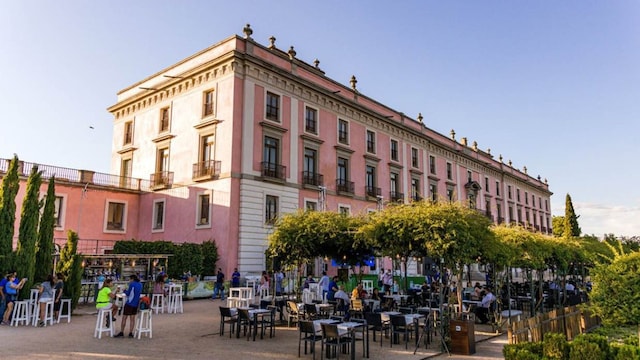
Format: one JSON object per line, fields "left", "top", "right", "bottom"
{"left": 1, "top": 26, "right": 553, "bottom": 278}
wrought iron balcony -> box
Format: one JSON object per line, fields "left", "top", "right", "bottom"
{"left": 192, "top": 160, "right": 221, "bottom": 180}
{"left": 411, "top": 194, "right": 423, "bottom": 202}
{"left": 150, "top": 171, "right": 174, "bottom": 190}
{"left": 302, "top": 171, "right": 323, "bottom": 186}
{"left": 390, "top": 191, "right": 404, "bottom": 202}
{"left": 365, "top": 186, "right": 381, "bottom": 198}
{"left": 261, "top": 161, "right": 286, "bottom": 181}
{"left": 335, "top": 179, "right": 354, "bottom": 194}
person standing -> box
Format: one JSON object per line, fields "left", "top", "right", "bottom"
{"left": 317, "top": 271, "right": 330, "bottom": 300}
{"left": 275, "top": 270, "right": 285, "bottom": 296}
{"left": 53, "top": 273, "right": 65, "bottom": 321}
{"left": 36, "top": 275, "right": 56, "bottom": 327}
{"left": 115, "top": 274, "right": 142, "bottom": 338}
{"left": 2, "top": 271, "right": 26, "bottom": 325}
{"left": 327, "top": 276, "right": 338, "bottom": 301}
{"left": 0, "top": 272, "right": 8, "bottom": 325}
{"left": 212, "top": 268, "right": 225, "bottom": 300}
{"left": 382, "top": 269, "right": 393, "bottom": 295}
{"left": 231, "top": 268, "right": 241, "bottom": 288}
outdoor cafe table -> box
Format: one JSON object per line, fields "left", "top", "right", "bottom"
{"left": 234, "top": 307, "right": 274, "bottom": 341}
{"left": 313, "top": 319, "right": 369, "bottom": 359}
{"left": 462, "top": 299, "right": 482, "bottom": 312}
{"left": 381, "top": 311, "right": 425, "bottom": 347}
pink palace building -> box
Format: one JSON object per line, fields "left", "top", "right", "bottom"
{"left": 2, "top": 25, "right": 552, "bottom": 277}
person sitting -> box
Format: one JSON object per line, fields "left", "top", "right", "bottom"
{"left": 95, "top": 278, "right": 119, "bottom": 323}
{"left": 474, "top": 287, "right": 496, "bottom": 324}
{"left": 334, "top": 285, "right": 351, "bottom": 320}
{"left": 302, "top": 275, "right": 315, "bottom": 290}
{"left": 472, "top": 282, "right": 483, "bottom": 300}
{"left": 351, "top": 283, "right": 366, "bottom": 300}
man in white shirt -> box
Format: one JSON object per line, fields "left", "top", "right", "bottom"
{"left": 317, "top": 271, "right": 330, "bottom": 300}
{"left": 334, "top": 285, "right": 351, "bottom": 320}
{"left": 474, "top": 287, "right": 496, "bottom": 324}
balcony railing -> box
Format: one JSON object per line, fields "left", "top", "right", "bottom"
{"left": 150, "top": 171, "right": 174, "bottom": 190}
{"left": 411, "top": 194, "right": 423, "bottom": 202}
{"left": 192, "top": 160, "right": 221, "bottom": 180}
{"left": 497, "top": 217, "right": 505, "bottom": 224}
{"left": 335, "top": 179, "right": 354, "bottom": 194}
{"left": 365, "top": 186, "right": 381, "bottom": 198}
{"left": 302, "top": 171, "right": 323, "bottom": 186}
{"left": 261, "top": 162, "right": 286, "bottom": 181}
{"left": 390, "top": 191, "right": 404, "bottom": 202}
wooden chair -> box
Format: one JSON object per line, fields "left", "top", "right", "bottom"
{"left": 219, "top": 306, "right": 237, "bottom": 337}
{"left": 298, "top": 320, "right": 322, "bottom": 359}
{"left": 286, "top": 301, "right": 301, "bottom": 327}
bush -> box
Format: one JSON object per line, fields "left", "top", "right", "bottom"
{"left": 503, "top": 342, "right": 543, "bottom": 360}
{"left": 574, "top": 333, "right": 609, "bottom": 359}
{"left": 610, "top": 343, "right": 640, "bottom": 360}
{"left": 543, "top": 332, "right": 569, "bottom": 360}
{"left": 569, "top": 338, "right": 605, "bottom": 360}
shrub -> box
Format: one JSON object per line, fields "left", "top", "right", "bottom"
{"left": 569, "top": 338, "right": 605, "bottom": 360}
{"left": 503, "top": 342, "right": 543, "bottom": 360}
{"left": 574, "top": 333, "right": 610, "bottom": 359}
{"left": 543, "top": 332, "right": 569, "bottom": 360}
{"left": 610, "top": 343, "right": 640, "bottom": 360}
{"left": 515, "top": 350, "right": 541, "bottom": 360}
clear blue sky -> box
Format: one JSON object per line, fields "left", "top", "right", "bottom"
{"left": 1, "top": 1, "right": 639, "bottom": 237}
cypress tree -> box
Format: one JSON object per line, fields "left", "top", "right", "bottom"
{"left": 35, "top": 177, "right": 56, "bottom": 282}
{"left": 15, "top": 165, "right": 42, "bottom": 298}
{"left": 57, "top": 230, "right": 82, "bottom": 310}
{"left": 0, "top": 155, "right": 20, "bottom": 273}
{"left": 564, "top": 193, "right": 581, "bottom": 238}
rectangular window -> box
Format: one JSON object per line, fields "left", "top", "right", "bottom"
{"left": 265, "top": 195, "right": 278, "bottom": 224}
{"left": 495, "top": 181, "right": 500, "bottom": 197}
{"left": 517, "top": 208, "right": 522, "bottom": 222}
{"left": 411, "top": 178, "right": 420, "bottom": 201}
{"left": 485, "top": 177, "right": 490, "bottom": 193}
{"left": 338, "top": 119, "right": 349, "bottom": 144}
{"left": 54, "top": 196, "right": 64, "bottom": 227}
{"left": 263, "top": 136, "right": 279, "bottom": 165}
{"left": 156, "top": 147, "right": 170, "bottom": 173}
{"left": 123, "top": 121, "right": 133, "bottom": 145}
{"left": 508, "top": 185, "right": 512, "bottom": 199}
{"left": 539, "top": 197, "right": 543, "bottom": 210}
{"left": 531, "top": 195, "right": 535, "bottom": 207}
{"left": 120, "top": 158, "right": 132, "bottom": 188}
{"left": 411, "top": 148, "right": 418, "bottom": 168}
{"left": 366, "top": 130, "right": 376, "bottom": 153}
{"left": 159, "top": 107, "right": 170, "bottom": 132}
{"left": 200, "top": 134, "right": 214, "bottom": 162}
{"left": 152, "top": 200, "right": 165, "bottom": 230}
{"left": 305, "top": 106, "right": 317, "bottom": 134}
{"left": 429, "top": 155, "right": 436, "bottom": 174}
{"left": 429, "top": 183, "right": 437, "bottom": 202}
{"left": 496, "top": 203, "right": 502, "bottom": 222}
{"left": 545, "top": 199, "right": 548, "bottom": 211}
{"left": 390, "top": 173, "right": 399, "bottom": 193}
{"left": 203, "top": 90, "right": 215, "bottom": 117}
{"left": 197, "top": 193, "right": 210, "bottom": 226}
{"left": 338, "top": 205, "right": 350, "bottom": 215}
{"left": 337, "top": 157, "right": 349, "bottom": 190}
{"left": 266, "top": 92, "right": 280, "bottom": 121}
{"left": 467, "top": 170, "right": 472, "bottom": 183}
{"left": 106, "top": 201, "right": 125, "bottom": 231}
{"left": 446, "top": 187, "right": 455, "bottom": 202}
{"left": 446, "top": 162, "right": 452, "bottom": 180}
{"left": 303, "top": 148, "right": 319, "bottom": 185}
{"left": 508, "top": 206, "right": 514, "bottom": 222}
{"left": 517, "top": 189, "right": 521, "bottom": 202}
{"left": 305, "top": 201, "right": 317, "bottom": 211}
{"left": 525, "top": 191, "right": 529, "bottom": 205}
{"left": 365, "top": 165, "right": 376, "bottom": 195}
{"left": 390, "top": 140, "right": 398, "bottom": 161}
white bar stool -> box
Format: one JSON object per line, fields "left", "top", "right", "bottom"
{"left": 150, "top": 293, "right": 165, "bottom": 314}
{"left": 134, "top": 309, "right": 153, "bottom": 339}
{"left": 33, "top": 289, "right": 56, "bottom": 327}
{"left": 94, "top": 307, "right": 114, "bottom": 338}
{"left": 10, "top": 300, "right": 30, "bottom": 326}
{"left": 57, "top": 298, "right": 72, "bottom": 323}
{"left": 28, "top": 289, "right": 39, "bottom": 324}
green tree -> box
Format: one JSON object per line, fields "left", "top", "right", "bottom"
{"left": 56, "top": 230, "right": 82, "bottom": 310}
{"left": 552, "top": 216, "right": 565, "bottom": 237}
{"left": 0, "top": 154, "right": 20, "bottom": 272}
{"left": 35, "top": 177, "right": 56, "bottom": 281}
{"left": 15, "top": 165, "right": 42, "bottom": 298}
{"left": 201, "top": 240, "right": 219, "bottom": 276}
{"left": 564, "top": 194, "right": 581, "bottom": 238}
{"left": 589, "top": 251, "right": 640, "bottom": 344}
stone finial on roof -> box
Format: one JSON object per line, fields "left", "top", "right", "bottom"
{"left": 461, "top": 137, "right": 468, "bottom": 146}
{"left": 523, "top": 166, "right": 527, "bottom": 174}
{"left": 450, "top": 129, "right": 456, "bottom": 140}
{"left": 288, "top": 46, "right": 297, "bottom": 60}
{"left": 537, "top": 175, "right": 541, "bottom": 181}
{"left": 268, "top": 36, "right": 276, "bottom": 49}
{"left": 499, "top": 154, "right": 503, "bottom": 163}
{"left": 350, "top": 75, "right": 357, "bottom": 91}
{"left": 544, "top": 178, "right": 548, "bottom": 184}
{"left": 417, "top": 112, "right": 423, "bottom": 125}
{"left": 508, "top": 159, "right": 513, "bottom": 167}
{"left": 487, "top": 148, "right": 491, "bottom": 155}
{"left": 314, "top": 59, "right": 320, "bottom": 68}
{"left": 243, "top": 24, "right": 253, "bottom": 40}
{"left": 472, "top": 141, "right": 478, "bottom": 151}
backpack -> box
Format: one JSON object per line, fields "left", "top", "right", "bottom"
{"left": 139, "top": 295, "right": 150, "bottom": 310}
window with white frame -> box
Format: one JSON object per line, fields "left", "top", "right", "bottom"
{"left": 338, "top": 119, "right": 349, "bottom": 144}
{"left": 159, "top": 107, "right": 170, "bottom": 133}
{"left": 54, "top": 195, "right": 65, "bottom": 228}
{"left": 305, "top": 200, "right": 317, "bottom": 211}
{"left": 366, "top": 130, "right": 376, "bottom": 153}
{"left": 152, "top": 199, "right": 165, "bottom": 231}
{"left": 429, "top": 155, "right": 436, "bottom": 174}
{"left": 305, "top": 106, "right": 318, "bottom": 134}
{"left": 105, "top": 200, "right": 126, "bottom": 232}
{"left": 123, "top": 121, "right": 133, "bottom": 145}
{"left": 411, "top": 148, "right": 419, "bottom": 168}
{"left": 338, "top": 205, "right": 350, "bottom": 215}
{"left": 203, "top": 89, "right": 215, "bottom": 117}
{"left": 266, "top": 92, "right": 280, "bottom": 122}
{"left": 197, "top": 193, "right": 211, "bottom": 226}
{"left": 390, "top": 139, "right": 398, "bottom": 161}
{"left": 446, "top": 162, "right": 452, "bottom": 180}
{"left": 265, "top": 195, "right": 278, "bottom": 224}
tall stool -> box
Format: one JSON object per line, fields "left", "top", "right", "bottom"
{"left": 33, "top": 289, "right": 56, "bottom": 327}
{"left": 94, "top": 307, "right": 114, "bottom": 338}
{"left": 134, "top": 309, "right": 153, "bottom": 339}
{"left": 150, "top": 293, "right": 164, "bottom": 314}
{"left": 169, "top": 291, "right": 183, "bottom": 314}
{"left": 57, "top": 298, "right": 72, "bottom": 323}
{"left": 10, "top": 300, "right": 30, "bottom": 326}
{"left": 28, "top": 289, "right": 39, "bottom": 325}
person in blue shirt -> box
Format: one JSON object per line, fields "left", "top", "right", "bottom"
{"left": 115, "top": 274, "right": 143, "bottom": 338}
{"left": 327, "top": 276, "right": 338, "bottom": 301}
{"left": 231, "top": 268, "right": 241, "bottom": 288}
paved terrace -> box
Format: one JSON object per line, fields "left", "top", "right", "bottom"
{"left": 0, "top": 299, "right": 507, "bottom": 360}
